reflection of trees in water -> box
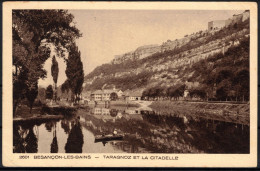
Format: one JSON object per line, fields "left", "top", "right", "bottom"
{"left": 142, "top": 113, "right": 187, "bottom": 130}
{"left": 65, "top": 117, "right": 84, "bottom": 153}
{"left": 200, "top": 121, "right": 249, "bottom": 153}
{"left": 25, "top": 127, "right": 38, "bottom": 153}
{"left": 143, "top": 113, "right": 249, "bottom": 153}
{"left": 14, "top": 123, "right": 38, "bottom": 153}
{"left": 110, "top": 141, "right": 141, "bottom": 153}
{"left": 88, "top": 110, "right": 249, "bottom": 153}
{"left": 13, "top": 124, "right": 28, "bottom": 153}
{"left": 110, "top": 109, "right": 118, "bottom": 117}
{"left": 50, "top": 123, "right": 58, "bottom": 153}
{"left": 78, "top": 109, "right": 249, "bottom": 153}
{"left": 61, "top": 119, "right": 71, "bottom": 134}
{"left": 45, "top": 121, "right": 55, "bottom": 132}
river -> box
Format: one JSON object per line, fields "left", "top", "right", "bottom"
{"left": 13, "top": 105, "right": 249, "bottom": 153}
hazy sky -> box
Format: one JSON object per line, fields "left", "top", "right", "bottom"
{"left": 38, "top": 10, "right": 243, "bottom": 88}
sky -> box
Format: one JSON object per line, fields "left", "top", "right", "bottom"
{"left": 38, "top": 10, "right": 243, "bottom": 88}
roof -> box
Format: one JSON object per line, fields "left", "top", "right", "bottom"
{"left": 91, "top": 90, "right": 103, "bottom": 94}
{"left": 103, "top": 89, "right": 117, "bottom": 94}
{"left": 91, "top": 89, "right": 121, "bottom": 95}
{"left": 123, "top": 90, "right": 143, "bottom": 97}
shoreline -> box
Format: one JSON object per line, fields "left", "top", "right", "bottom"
{"left": 149, "top": 100, "right": 249, "bottom": 125}
{"left": 13, "top": 100, "right": 249, "bottom": 125}
{"left": 14, "top": 114, "right": 64, "bottom": 123}
{"left": 13, "top": 105, "right": 77, "bottom": 122}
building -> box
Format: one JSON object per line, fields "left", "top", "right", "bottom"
{"left": 208, "top": 20, "right": 226, "bottom": 30}
{"left": 81, "top": 91, "right": 91, "bottom": 101}
{"left": 117, "top": 90, "right": 123, "bottom": 97}
{"left": 183, "top": 90, "right": 189, "bottom": 99}
{"left": 125, "top": 109, "right": 141, "bottom": 115}
{"left": 91, "top": 90, "right": 103, "bottom": 101}
{"left": 124, "top": 90, "right": 143, "bottom": 101}
{"left": 91, "top": 89, "right": 123, "bottom": 101}
{"left": 208, "top": 11, "right": 249, "bottom": 31}
{"left": 92, "top": 108, "right": 110, "bottom": 115}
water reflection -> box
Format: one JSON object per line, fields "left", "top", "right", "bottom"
{"left": 13, "top": 106, "right": 249, "bottom": 154}
{"left": 65, "top": 116, "right": 84, "bottom": 153}
{"left": 61, "top": 119, "right": 71, "bottom": 134}
{"left": 13, "top": 124, "right": 38, "bottom": 153}
{"left": 50, "top": 123, "right": 58, "bottom": 153}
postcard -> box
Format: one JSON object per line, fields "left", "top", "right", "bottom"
{"left": 2, "top": 1, "right": 257, "bottom": 167}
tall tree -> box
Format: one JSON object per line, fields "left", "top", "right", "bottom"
{"left": 26, "top": 81, "right": 38, "bottom": 113}
{"left": 51, "top": 55, "right": 59, "bottom": 101}
{"left": 37, "top": 87, "right": 46, "bottom": 103}
{"left": 46, "top": 85, "right": 54, "bottom": 100}
{"left": 61, "top": 80, "right": 70, "bottom": 94}
{"left": 12, "top": 10, "right": 81, "bottom": 115}
{"left": 65, "top": 44, "right": 84, "bottom": 103}
{"left": 110, "top": 92, "right": 118, "bottom": 101}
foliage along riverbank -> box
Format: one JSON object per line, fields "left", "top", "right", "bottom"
{"left": 13, "top": 10, "right": 84, "bottom": 117}
{"left": 14, "top": 104, "right": 78, "bottom": 122}
{"left": 149, "top": 101, "right": 249, "bottom": 125}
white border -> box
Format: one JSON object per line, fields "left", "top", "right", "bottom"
{"left": 2, "top": 1, "right": 258, "bottom": 167}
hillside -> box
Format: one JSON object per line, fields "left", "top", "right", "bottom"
{"left": 84, "top": 14, "right": 249, "bottom": 101}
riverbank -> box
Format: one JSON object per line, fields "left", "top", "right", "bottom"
{"left": 149, "top": 100, "right": 249, "bottom": 125}
{"left": 150, "top": 100, "right": 249, "bottom": 115}
{"left": 14, "top": 114, "right": 64, "bottom": 122}
{"left": 14, "top": 105, "right": 77, "bottom": 121}
{"left": 110, "top": 100, "right": 140, "bottom": 107}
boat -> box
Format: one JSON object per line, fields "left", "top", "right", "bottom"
{"left": 94, "top": 134, "right": 124, "bottom": 143}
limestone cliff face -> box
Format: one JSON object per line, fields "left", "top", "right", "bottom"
{"left": 112, "top": 44, "right": 161, "bottom": 64}
{"left": 84, "top": 11, "right": 249, "bottom": 92}
{"left": 111, "top": 10, "right": 250, "bottom": 65}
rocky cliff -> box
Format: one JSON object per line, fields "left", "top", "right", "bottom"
{"left": 84, "top": 13, "right": 249, "bottom": 101}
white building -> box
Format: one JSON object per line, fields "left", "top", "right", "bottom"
{"left": 124, "top": 90, "right": 143, "bottom": 101}
{"left": 91, "top": 89, "right": 123, "bottom": 101}
{"left": 92, "top": 108, "right": 110, "bottom": 115}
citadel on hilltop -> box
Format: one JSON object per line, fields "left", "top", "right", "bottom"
{"left": 84, "top": 9, "right": 249, "bottom": 98}
{"left": 208, "top": 10, "right": 249, "bottom": 30}
{"left": 111, "top": 10, "right": 250, "bottom": 64}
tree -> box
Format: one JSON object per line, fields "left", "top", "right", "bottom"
{"left": 233, "top": 69, "right": 249, "bottom": 101}
{"left": 65, "top": 119, "right": 83, "bottom": 153}
{"left": 46, "top": 85, "right": 54, "bottom": 100}
{"left": 37, "top": 87, "right": 46, "bottom": 103}
{"left": 190, "top": 87, "right": 207, "bottom": 100}
{"left": 216, "top": 79, "right": 232, "bottom": 101}
{"left": 26, "top": 81, "right": 38, "bottom": 113}
{"left": 167, "top": 86, "right": 176, "bottom": 100}
{"left": 142, "top": 89, "right": 150, "bottom": 100}
{"left": 216, "top": 69, "right": 233, "bottom": 85}
{"left": 51, "top": 55, "right": 59, "bottom": 101}
{"left": 61, "top": 80, "right": 70, "bottom": 93}
{"left": 110, "top": 92, "right": 118, "bottom": 101}
{"left": 65, "top": 44, "right": 84, "bottom": 103}
{"left": 13, "top": 10, "right": 81, "bottom": 115}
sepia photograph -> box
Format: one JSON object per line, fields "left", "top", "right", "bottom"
{"left": 3, "top": 1, "right": 257, "bottom": 167}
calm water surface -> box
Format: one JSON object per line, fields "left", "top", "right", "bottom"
{"left": 13, "top": 106, "right": 249, "bottom": 153}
